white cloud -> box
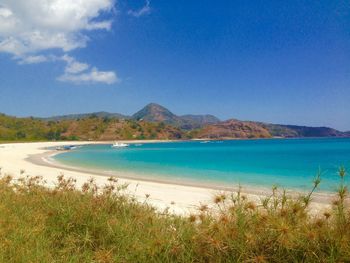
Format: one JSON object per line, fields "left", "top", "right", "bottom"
{"left": 0, "top": 0, "right": 118, "bottom": 85}
{"left": 85, "top": 20, "right": 113, "bottom": 30}
{"left": 128, "top": 0, "right": 151, "bottom": 18}
{"left": 57, "top": 55, "right": 118, "bottom": 84}
{"left": 17, "top": 55, "right": 49, "bottom": 64}
{"left": 61, "top": 55, "right": 89, "bottom": 74}
{"left": 58, "top": 67, "right": 119, "bottom": 85}
{"left": 0, "top": 0, "right": 115, "bottom": 55}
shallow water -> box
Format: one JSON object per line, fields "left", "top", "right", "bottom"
{"left": 54, "top": 138, "right": 350, "bottom": 191}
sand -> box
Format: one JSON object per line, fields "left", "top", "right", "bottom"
{"left": 0, "top": 141, "right": 333, "bottom": 215}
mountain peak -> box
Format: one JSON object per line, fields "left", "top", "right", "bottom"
{"left": 143, "top": 103, "right": 170, "bottom": 111}
{"left": 131, "top": 103, "right": 221, "bottom": 129}
{"left": 145, "top": 102, "right": 163, "bottom": 107}
{"left": 132, "top": 103, "right": 178, "bottom": 123}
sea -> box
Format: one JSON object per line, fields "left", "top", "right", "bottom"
{"left": 53, "top": 138, "right": 350, "bottom": 192}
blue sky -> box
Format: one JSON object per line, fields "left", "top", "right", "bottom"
{"left": 0, "top": 0, "right": 349, "bottom": 130}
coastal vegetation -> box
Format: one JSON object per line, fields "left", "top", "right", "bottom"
{"left": 0, "top": 113, "right": 183, "bottom": 142}
{"left": 0, "top": 168, "right": 349, "bottom": 262}
{"left": 0, "top": 103, "right": 349, "bottom": 142}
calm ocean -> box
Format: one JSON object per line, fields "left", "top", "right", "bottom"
{"left": 54, "top": 138, "right": 350, "bottom": 191}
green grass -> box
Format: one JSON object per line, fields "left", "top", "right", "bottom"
{"left": 0, "top": 168, "right": 349, "bottom": 262}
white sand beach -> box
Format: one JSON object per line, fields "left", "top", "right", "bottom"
{"left": 0, "top": 141, "right": 333, "bottom": 215}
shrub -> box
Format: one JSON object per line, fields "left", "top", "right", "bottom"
{"left": 0, "top": 168, "right": 348, "bottom": 262}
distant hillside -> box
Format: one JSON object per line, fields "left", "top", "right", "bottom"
{"left": 42, "top": 111, "right": 129, "bottom": 121}
{"left": 259, "top": 123, "right": 346, "bottom": 138}
{"left": 132, "top": 103, "right": 220, "bottom": 130}
{"left": 43, "top": 104, "right": 220, "bottom": 130}
{"left": 0, "top": 113, "right": 184, "bottom": 141}
{"left": 193, "top": 120, "right": 348, "bottom": 139}
{"left": 194, "top": 119, "right": 271, "bottom": 139}
{"left": 180, "top": 114, "right": 220, "bottom": 129}
{"left": 1, "top": 103, "right": 348, "bottom": 142}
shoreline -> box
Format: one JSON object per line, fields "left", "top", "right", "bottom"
{"left": 30, "top": 150, "right": 277, "bottom": 197}
{"left": 0, "top": 141, "right": 335, "bottom": 214}
{"left": 38, "top": 148, "right": 335, "bottom": 204}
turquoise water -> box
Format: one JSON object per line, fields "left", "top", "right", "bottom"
{"left": 54, "top": 138, "right": 350, "bottom": 191}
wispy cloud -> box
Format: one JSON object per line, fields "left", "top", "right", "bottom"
{"left": 17, "top": 55, "right": 49, "bottom": 65}
{"left": 58, "top": 55, "right": 119, "bottom": 85}
{"left": 0, "top": 0, "right": 118, "bottom": 85}
{"left": 58, "top": 67, "right": 119, "bottom": 85}
{"left": 61, "top": 55, "right": 90, "bottom": 74}
{"left": 128, "top": 0, "right": 151, "bottom": 18}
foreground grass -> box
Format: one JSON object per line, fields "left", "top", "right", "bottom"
{"left": 0, "top": 169, "right": 349, "bottom": 262}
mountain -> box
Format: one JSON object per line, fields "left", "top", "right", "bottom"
{"left": 194, "top": 119, "right": 271, "bottom": 139}
{"left": 42, "top": 111, "right": 129, "bottom": 121}
{"left": 259, "top": 123, "right": 346, "bottom": 138}
{"left": 179, "top": 114, "right": 220, "bottom": 129}
{"left": 180, "top": 114, "right": 220, "bottom": 124}
{"left": 130, "top": 104, "right": 347, "bottom": 137}
{"left": 1, "top": 103, "right": 348, "bottom": 141}
{"left": 194, "top": 120, "right": 349, "bottom": 139}
{"left": 132, "top": 103, "right": 181, "bottom": 124}
{"left": 132, "top": 103, "right": 220, "bottom": 130}
{"left": 39, "top": 103, "right": 221, "bottom": 130}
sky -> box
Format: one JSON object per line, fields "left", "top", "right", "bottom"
{"left": 0, "top": 0, "right": 349, "bottom": 131}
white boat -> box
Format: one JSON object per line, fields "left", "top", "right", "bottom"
{"left": 111, "top": 142, "right": 129, "bottom": 148}
{"left": 200, "top": 140, "right": 211, "bottom": 144}
{"left": 56, "top": 145, "right": 78, "bottom": 151}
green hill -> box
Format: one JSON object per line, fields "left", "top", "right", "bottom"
{"left": 0, "top": 113, "right": 184, "bottom": 142}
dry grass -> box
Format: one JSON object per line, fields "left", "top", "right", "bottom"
{"left": 0, "top": 168, "right": 349, "bottom": 262}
